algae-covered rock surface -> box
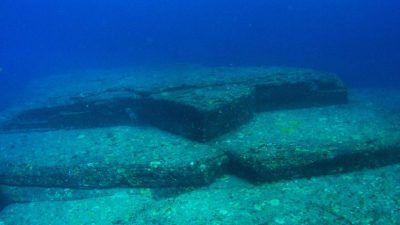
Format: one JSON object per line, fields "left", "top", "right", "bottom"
{"left": 0, "top": 185, "right": 145, "bottom": 204}
{"left": 0, "top": 64, "right": 398, "bottom": 224}
{"left": 0, "top": 191, "right": 157, "bottom": 225}
{"left": 1, "top": 164, "right": 399, "bottom": 225}
{"left": 215, "top": 89, "right": 400, "bottom": 182}
{"left": 0, "top": 126, "right": 227, "bottom": 188}
{"left": 145, "top": 84, "right": 255, "bottom": 141}
{"left": 0, "top": 66, "right": 346, "bottom": 141}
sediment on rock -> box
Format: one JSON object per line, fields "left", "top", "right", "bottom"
{"left": 0, "top": 67, "right": 347, "bottom": 142}
{"left": 216, "top": 90, "right": 400, "bottom": 182}
{"left": 0, "top": 126, "right": 227, "bottom": 188}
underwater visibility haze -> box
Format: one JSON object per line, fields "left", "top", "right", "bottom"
{"left": 1, "top": 1, "right": 400, "bottom": 101}
{"left": 0, "top": 0, "right": 400, "bottom": 224}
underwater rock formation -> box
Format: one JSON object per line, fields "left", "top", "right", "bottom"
{"left": 218, "top": 92, "right": 400, "bottom": 182}
{"left": 0, "top": 67, "right": 347, "bottom": 142}
{"left": 0, "top": 126, "right": 227, "bottom": 188}
{"left": 0, "top": 70, "right": 399, "bottom": 224}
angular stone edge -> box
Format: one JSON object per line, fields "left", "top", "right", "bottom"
{"left": 0, "top": 68, "right": 348, "bottom": 142}
{"left": 0, "top": 154, "right": 228, "bottom": 189}
{"left": 142, "top": 88, "right": 255, "bottom": 142}
{"left": 225, "top": 140, "right": 400, "bottom": 183}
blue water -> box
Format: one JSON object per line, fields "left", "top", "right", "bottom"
{"left": 1, "top": 2, "right": 400, "bottom": 223}
{"left": 1, "top": 0, "right": 400, "bottom": 109}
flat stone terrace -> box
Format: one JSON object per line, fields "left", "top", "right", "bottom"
{"left": 0, "top": 66, "right": 399, "bottom": 224}
{"left": 0, "top": 66, "right": 347, "bottom": 142}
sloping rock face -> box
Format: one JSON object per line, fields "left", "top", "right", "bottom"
{"left": 0, "top": 66, "right": 347, "bottom": 142}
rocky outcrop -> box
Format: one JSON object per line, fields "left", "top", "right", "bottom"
{"left": 0, "top": 67, "right": 347, "bottom": 142}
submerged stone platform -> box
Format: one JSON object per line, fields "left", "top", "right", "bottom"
{"left": 217, "top": 90, "right": 400, "bottom": 182}
{"left": 0, "top": 66, "right": 347, "bottom": 142}
{"left": 1, "top": 165, "right": 400, "bottom": 225}
{"left": 0, "top": 126, "right": 226, "bottom": 188}
{"left": 0, "top": 65, "right": 399, "bottom": 224}
{"left": 0, "top": 88, "right": 398, "bottom": 190}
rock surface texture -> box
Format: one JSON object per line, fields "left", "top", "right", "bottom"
{"left": 0, "top": 66, "right": 399, "bottom": 224}
{"left": 0, "top": 66, "right": 347, "bottom": 142}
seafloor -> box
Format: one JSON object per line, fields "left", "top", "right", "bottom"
{"left": 0, "top": 66, "right": 399, "bottom": 225}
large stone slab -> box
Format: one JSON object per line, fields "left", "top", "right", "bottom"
{"left": 143, "top": 84, "right": 254, "bottom": 141}
{"left": 0, "top": 185, "right": 191, "bottom": 210}
{"left": 0, "top": 66, "right": 347, "bottom": 142}
{"left": 250, "top": 69, "right": 347, "bottom": 111}
{"left": 0, "top": 126, "right": 227, "bottom": 188}
{"left": 1, "top": 164, "right": 399, "bottom": 225}
{"left": 0, "top": 88, "right": 143, "bottom": 131}
{"left": 136, "top": 165, "right": 400, "bottom": 225}
{"left": 0, "top": 192, "right": 156, "bottom": 225}
{"left": 0, "top": 185, "right": 156, "bottom": 214}
{"left": 0, "top": 185, "right": 141, "bottom": 204}
{"left": 216, "top": 89, "right": 400, "bottom": 182}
